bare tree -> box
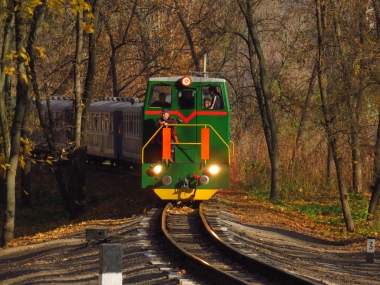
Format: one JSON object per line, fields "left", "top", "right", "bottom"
{"left": 315, "top": 0, "right": 354, "bottom": 232}
{"left": 367, "top": 0, "right": 380, "bottom": 220}
{"left": 236, "top": 0, "right": 280, "bottom": 200}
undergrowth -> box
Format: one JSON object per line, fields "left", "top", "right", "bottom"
{"left": 234, "top": 161, "right": 380, "bottom": 239}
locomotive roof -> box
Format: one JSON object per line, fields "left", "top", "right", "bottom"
{"left": 148, "top": 76, "right": 226, "bottom": 83}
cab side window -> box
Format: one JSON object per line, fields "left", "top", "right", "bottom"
{"left": 150, "top": 85, "right": 172, "bottom": 108}
{"left": 202, "top": 85, "right": 224, "bottom": 109}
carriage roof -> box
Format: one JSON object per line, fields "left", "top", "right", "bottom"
{"left": 89, "top": 100, "right": 143, "bottom": 113}
{"left": 148, "top": 77, "right": 226, "bottom": 83}
{"left": 37, "top": 98, "right": 143, "bottom": 113}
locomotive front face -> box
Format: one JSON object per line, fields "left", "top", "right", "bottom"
{"left": 141, "top": 76, "right": 231, "bottom": 201}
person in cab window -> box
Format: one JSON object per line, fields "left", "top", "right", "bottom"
{"left": 154, "top": 109, "right": 177, "bottom": 162}
{"left": 179, "top": 90, "right": 194, "bottom": 109}
{"left": 208, "top": 86, "right": 221, "bottom": 109}
{"left": 203, "top": 98, "right": 211, "bottom": 109}
{"left": 151, "top": 92, "right": 171, "bottom": 108}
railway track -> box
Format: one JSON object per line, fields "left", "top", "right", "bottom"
{"left": 161, "top": 200, "right": 323, "bottom": 285}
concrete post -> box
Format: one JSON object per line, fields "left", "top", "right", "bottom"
{"left": 366, "top": 237, "right": 375, "bottom": 264}
{"left": 99, "top": 243, "right": 123, "bottom": 285}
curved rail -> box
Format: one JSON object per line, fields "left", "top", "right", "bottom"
{"left": 199, "top": 203, "right": 320, "bottom": 285}
{"left": 161, "top": 203, "right": 250, "bottom": 285}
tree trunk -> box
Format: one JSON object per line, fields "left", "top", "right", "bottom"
{"left": 69, "top": 0, "right": 103, "bottom": 221}
{"left": 0, "top": 10, "right": 15, "bottom": 205}
{"left": 19, "top": 0, "right": 47, "bottom": 207}
{"left": 327, "top": 142, "right": 334, "bottom": 181}
{"left": 367, "top": 0, "right": 380, "bottom": 220}
{"left": 331, "top": 0, "right": 363, "bottom": 194}
{"left": 368, "top": 104, "right": 380, "bottom": 220}
{"left": 2, "top": 0, "right": 33, "bottom": 246}
{"left": 82, "top": 0, "right": 102, "bottom": 144}
{"left": 20, "top": 95, "right": 31, "bottom": 207}
{"left": 316, "top": 0, "right": 354, "bottom": 232}
{"left": 237, "top": 0, "right": 280, "bottom": 200}
{"left": 68, "top": 8, "right": 85, "bottom": 220}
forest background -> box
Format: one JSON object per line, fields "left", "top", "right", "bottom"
{"left": 1, "top": 0, "right": 380, "bottom": 247}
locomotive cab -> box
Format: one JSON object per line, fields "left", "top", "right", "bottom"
{"left": 142, "top": 76, "right": 232, "bottom": 201}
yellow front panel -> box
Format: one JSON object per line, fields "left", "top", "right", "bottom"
{"left": 153, "top": 189, "right": 218, "bottom": 200}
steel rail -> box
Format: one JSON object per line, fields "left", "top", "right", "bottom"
{"left": 199, "top": 203, "right": 321, "bottom": 285}
{"left": 161, "top": 203, "right": 251, "bottom": 285}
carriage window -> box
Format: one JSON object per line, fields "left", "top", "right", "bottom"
{"left": 104, "top": 114, "right": 109, "bottom": 132}
{"left": 101, "top": 114, "right": 104, "bottom": 131}
{"left": 87, "top": 113, "right": 91, "bottom": 130}
{"left": 150, "top": 85, "right": 172, "bottom": 108}
{"left": 202, "top": 85, "right": 224, "bottom": 109}
{"left": 129, "top": 114, "right": 133, "bottom": 135}
{"left": 134, "top": 115, "right": 138, "bottom": 135}
{"left": 118, "top": 114, "right": 123, "bottom": 134}
{"left": 124, "top": 115, "right": 127, "bottom": 133}
{"left": 91, "top": 113, "right": 95, "bottom": 130}
{"left": 55, "top": 112, "right": 60, "bottom": 128}
{"left": 95, "top": 114, "right": 99, "bottom": 131}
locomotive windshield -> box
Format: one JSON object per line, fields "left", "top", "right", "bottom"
{"left": 178, "top": 90, "right": 195, "bottom": 109}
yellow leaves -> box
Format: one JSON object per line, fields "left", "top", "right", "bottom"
{"left": 6, "top": 50, "right": 17, "bottom": 60}
{"left": 83, "top": 22, "right": 94, "bottom": 34}
{"left": 48, "top": 0, "right": 65, "bottom": 12}
{"left": 35, "top": 46, "right": 47, "bottom": 59}
{"left": 22, "top": 74, "right": 29, "bottom": 84}
{"left": 20, "top": 51, "right": 30, "bottom": 66}
{"left": 70, "top": 0, "right": 92, "bottom": 15}
{"left": 30, "top": 0, "right": 43, "bottom": 7}
{"left": 20, "top": 137, "right": 35, "bottom": 155}
{"left": 14, "top": 0, "right": 43, "bottom": 17}
{"left": 26, "top": 7, "right": 34, "bottom": 16}
{"left": 4, "top": 67, "right": 15, "bottom": 75}
{"left": 0, "top": 163, "right": 10, "bottom": 179}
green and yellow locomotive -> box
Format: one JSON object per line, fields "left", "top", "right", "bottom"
{"left": 142, "top": 76, "right": 233, "bottom": 200}
{"left": 32, "top": 75, "right": 232, "bottom": 201}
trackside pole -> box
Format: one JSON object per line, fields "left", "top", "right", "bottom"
{"left": 99, "top": 243, "right": 123, "bottom": 285}
{"left": 366, "top": 237, "right": 375, "bottom": 263}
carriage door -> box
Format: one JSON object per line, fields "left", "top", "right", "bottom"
{"left": 113, "top": 111, "right": 123, "bottom": 160}
{"left": 177, "top": 89, "right": 197, "bottom": 162}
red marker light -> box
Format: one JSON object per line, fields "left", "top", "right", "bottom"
{"left": 180, "top": 76, "right": 192, "bottom": 87}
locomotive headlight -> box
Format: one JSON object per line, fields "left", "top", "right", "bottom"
{"left": 153, "top": 165, "right": 163, "bottom": 174}
{"left": 209, "top": 165, "right": 220, "bottom": 175}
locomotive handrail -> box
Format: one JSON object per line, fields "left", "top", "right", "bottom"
{"left": 142, "top": 123, "right": 231, "bottom": 164}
